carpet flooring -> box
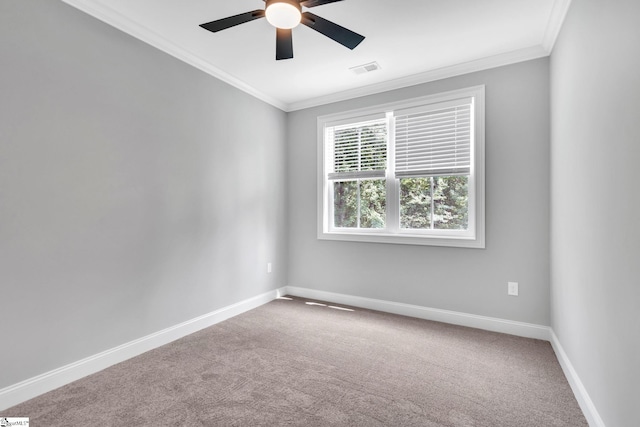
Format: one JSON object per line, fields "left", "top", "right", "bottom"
{"left": 4, "top": 296, "right": 588, "bottom": 426}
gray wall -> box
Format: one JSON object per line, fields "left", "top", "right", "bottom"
{"left": 9, "top": 3, "right": 639, "bottom": 425}
{"left": 0, "top": 0, "right": 288, "bottom": 389}
{"left": 550, "top": 1, "right": 640, "bottom": 426}
{"left": 288, "top": 59, "right": 551, "bottom": 325}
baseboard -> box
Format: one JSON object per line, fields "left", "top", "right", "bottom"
{"left": 2, "top": 285, "right": 604, "bottom": 427}
{"left": 285, "top": 286, "right": 608, "bottom": 425}
{"left": 284, "top": 286, "right": 552, "bottom": 341}
{"left": 0, "top": 287, "right": 286, "bottom": 411}
{"left": 550, "top": 330, "right": 606, "bottom": 427}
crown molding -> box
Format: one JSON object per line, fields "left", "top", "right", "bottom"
{"left": 60, "top": 0, "right": 288, "bottom": 111}
{"left": 60, "top": 0, "right": 571, "bottom": 113}
{"left": 285, "top": 45, "right": 549, "bottom": 111}
{"left": 286, "top": 0, "right": 572, "bottom": 112}
{"left": 542, "top": 0, "right": 573, "bottom": 52}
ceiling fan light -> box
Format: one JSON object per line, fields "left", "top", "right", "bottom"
{"left": 265, "top": 0, "right": 302, "bottom": 29}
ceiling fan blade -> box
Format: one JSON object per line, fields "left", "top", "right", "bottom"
{"left": 200, "top": 10, "right": 265, "bottom": 33}
{"left": 301, "top": 12, "right": 364, "bottom": 50}
{"left": 300, "top": 0, "right": 345, "bottom": 7}
{"left": 276, "top": 28, "right": 294, "bottom": 60}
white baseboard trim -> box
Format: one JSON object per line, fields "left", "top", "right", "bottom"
{"left": 550, "top": 330, "right": 606, "bottom": 427}
{"left": 0, "top": 287, "right": 286, "bottom": 411}
{"left": 285, "top": 286, "right": 608, "bottom": 425}
{"left": 284, "top": 286, "right": 552, "bottom": 341}
{"left": 2, "top": 285, "right": 604, "bottom": 427}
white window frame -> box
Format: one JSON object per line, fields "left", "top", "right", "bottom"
{"left": 317, "top": 86, "right": 485, "bottom": 248}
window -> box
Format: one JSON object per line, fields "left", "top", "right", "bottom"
{"left": 317, "top": 86, "right": 485, "bottom": 248}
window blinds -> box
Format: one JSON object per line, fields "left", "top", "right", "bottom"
{"left": 395, "top": 98, "right": 472, "bottom": 178}
{"left": 328, "top": 118, "right": 387, "bottom": 180}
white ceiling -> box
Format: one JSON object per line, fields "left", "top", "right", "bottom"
{"left": 61, "top": 0, "right": 571, "bottom": 111}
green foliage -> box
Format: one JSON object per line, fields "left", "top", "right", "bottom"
{"left": 333, "top": 181, "right": 358, "bottom": 227}
{"left": 335, "top": 176, "right": 468, "bottom": 231}
{"left": 432, "top": 176, "right": 468, "bottom": 230}
{"left": 400, "top": 178, "right": 432, "bottom": 229}
{"left": 360, "top": 180, "right": 386, "bottom": 228}
{"left": 400, "top": 176, "right": 468, "bottom": 230}
{"left": 334, "top": 180, "right": 385, "bottom": 229}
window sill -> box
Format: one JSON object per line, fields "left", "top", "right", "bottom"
{"left": 318, "top": 230, "right": 485, "bottom": 248}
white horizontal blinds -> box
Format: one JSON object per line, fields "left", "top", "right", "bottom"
{"left": 328, "top": 118, "right": 387, "bottom": 180}
{"left": 395, "top": 98, "right": 473, "bottom": 178}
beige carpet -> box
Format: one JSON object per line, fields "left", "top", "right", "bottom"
{"left": 4, "top": 296, "right": 587, "bottom": 426}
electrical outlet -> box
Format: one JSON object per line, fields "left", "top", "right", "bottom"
{"left": 267, "top": 262, "right": 272, "bottom": 274}
{"left": 508, "top": 282, "right": 519, "bottom": 296}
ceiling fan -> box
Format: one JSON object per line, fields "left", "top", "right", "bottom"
{"left": 199, "top": 0, "right": 365, "bottom": 60}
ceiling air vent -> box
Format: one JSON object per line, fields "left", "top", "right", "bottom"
{"left": 349, "top": 61, "right": 381, "bottom": 75}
